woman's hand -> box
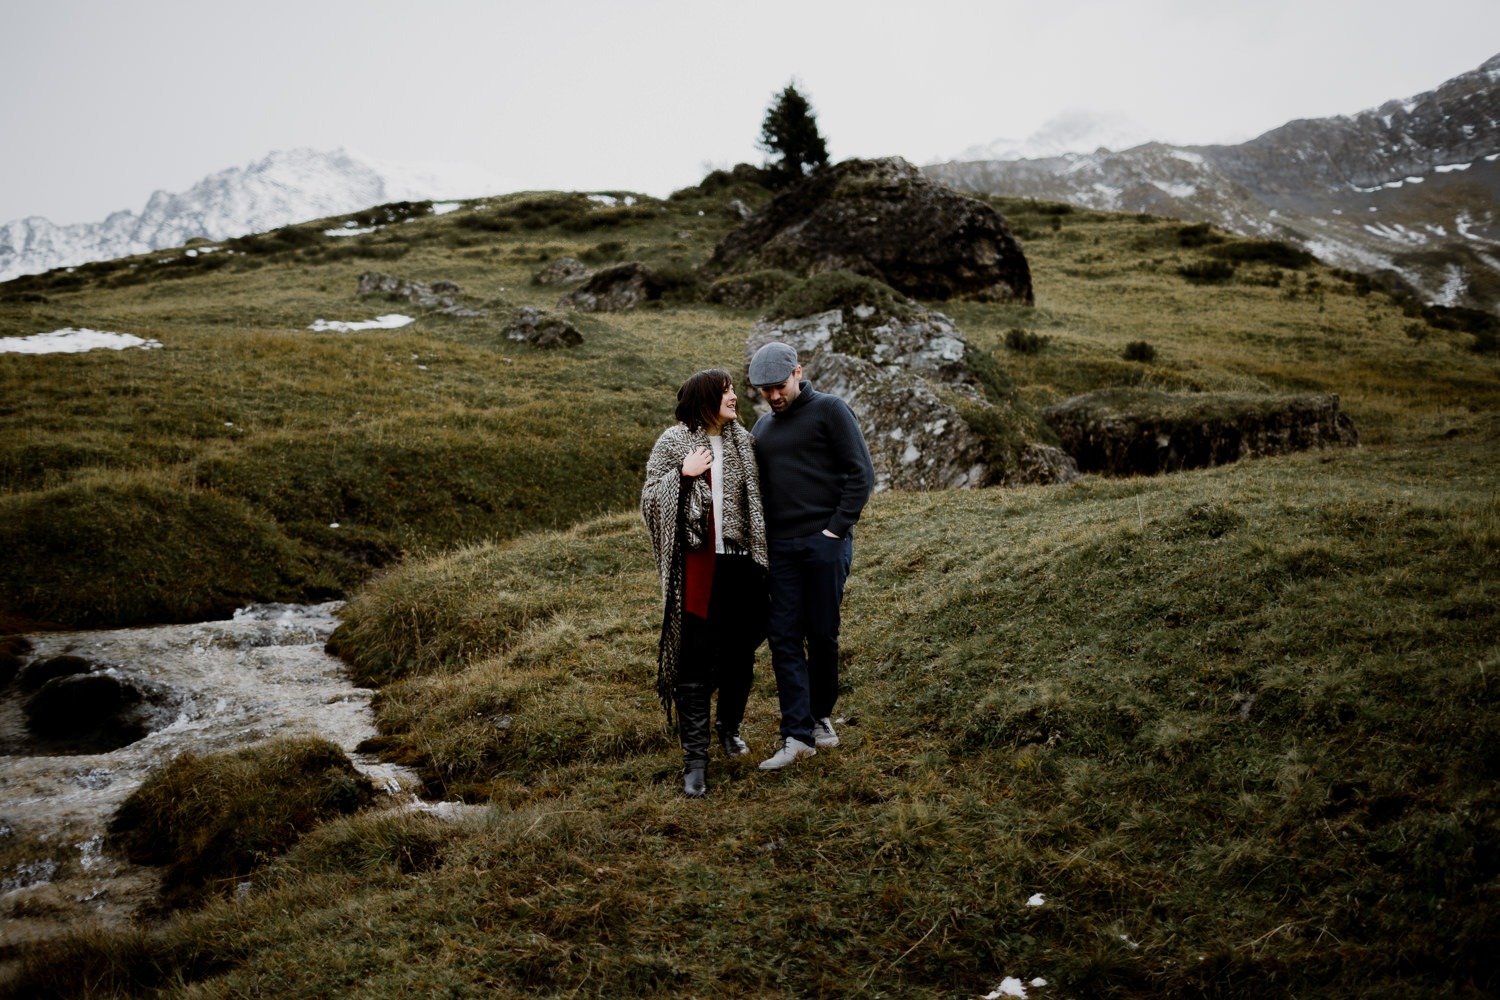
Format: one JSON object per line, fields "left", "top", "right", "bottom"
{"left": 681, "top": 446, "right": 713, "bottom": 477}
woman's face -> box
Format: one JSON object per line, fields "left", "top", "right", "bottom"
{"left": 711, "top": 382, "right": 738, "bottom": 430}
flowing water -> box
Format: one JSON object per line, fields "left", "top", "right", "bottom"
{"left": 0, "top": 602, "right": 439, "bottom": 955}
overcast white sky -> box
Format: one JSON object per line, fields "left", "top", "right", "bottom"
{"left": 3, "top": 0, "right": 1498, "bottom": 225}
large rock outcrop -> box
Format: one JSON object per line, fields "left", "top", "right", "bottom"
{"left": 1041, "top": 388, "right": 1359, "bottom": 476}
{"left": 744, "top": 275, "right": 1074, "bottom": 490}
{"left": 708, "top": 157, "right": 1033, "bottom": 304}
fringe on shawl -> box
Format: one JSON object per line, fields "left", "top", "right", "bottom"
{"left": 655, "top": 477, "right": 690, "bottom": 725}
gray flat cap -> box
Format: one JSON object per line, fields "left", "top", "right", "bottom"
{"left": 748, "top": 342, "right": 799, "bottom": 386}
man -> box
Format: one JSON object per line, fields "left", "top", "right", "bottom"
{"left": 747, "top": 342, "right": 875, "bottom": 771}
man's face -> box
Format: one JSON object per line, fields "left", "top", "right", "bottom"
{"left": 759, "top": 366, "right": 802, "bottom": 413}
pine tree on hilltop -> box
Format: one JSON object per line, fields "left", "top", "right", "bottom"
{"left": 759, "top": 83, "right": 829, "bottom": 188}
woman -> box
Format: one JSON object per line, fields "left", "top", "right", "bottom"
{"left": 641, "top": 369, "right": 769, "bottom": 798}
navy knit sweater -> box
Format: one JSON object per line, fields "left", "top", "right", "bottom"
{"left": 751, "top": 382, "right": 875, "bottom": 540}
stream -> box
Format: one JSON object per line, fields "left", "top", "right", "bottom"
{"left": 0, "top": 602, "right": 446, "bottom": 956}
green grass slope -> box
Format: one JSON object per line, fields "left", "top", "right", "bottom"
{"left": 2, "top": 173, "right": 1498, "bottom": 997}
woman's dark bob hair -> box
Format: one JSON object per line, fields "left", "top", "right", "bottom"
{"left": 675, "top": 368, "right": 733, "bottom": 431}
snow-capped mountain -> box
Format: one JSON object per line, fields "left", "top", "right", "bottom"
{"left": 953, "top": 110, "right": 1156, "bottom": 163}
{"left": 0, "top": 149, "right": 512, "bottom": 283}
{"left": 926, "top": 54, "right": 1500, "bottom": 315}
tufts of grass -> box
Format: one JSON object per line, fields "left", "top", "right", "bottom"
{"left": 0, "top": 469, "right": 319, "bottom": 630}
{"left": 106, "top": 736, "right": 375, "bottom": 910}
{"left": 1207, "top": 239, "right": 1316, "bottom": 269}
{"left": 763, "top": 269, "right": 916, "bottom": 327}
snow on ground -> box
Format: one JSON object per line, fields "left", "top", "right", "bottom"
{"left": 1153, "top": 181, "right": 1198, "bottom": 199}
{"left": 324, "top": 225, "right": 379, "bottom": 237}
{"left": 0, "top": 328, "right": 162, "bottom": 354}
{"left": 982, "top": 977, "right": 1048, "bottom": 998}
{"left": 1437, "top": 264, "right": 1468, "bottom": 306}
{"left": 308, "top": 314, "right": 414, "bottom": 333}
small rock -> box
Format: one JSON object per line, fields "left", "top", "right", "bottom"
{"left": 357, "top": 271, "right": 487, "bottom": 316}
{"left": 503, "top": 307, "right": 583, "bottom": 349}
{"left": 532, "top": 257, "right": 590, "bottom": 286}
{"left": 23, "top": 673, "right": 176, "bottom": 752}
{"left": 17, "top": 655, "right": 93, "bottom": 694}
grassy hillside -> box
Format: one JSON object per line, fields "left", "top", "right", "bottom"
{"left": 2, "top": 172, "right": 1498, "bottom": 997}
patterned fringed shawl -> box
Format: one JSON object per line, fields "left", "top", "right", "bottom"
{"left": 641, "top": 422, "right": 768, "bottom": 722}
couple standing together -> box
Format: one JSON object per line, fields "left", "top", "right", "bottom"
{"left": 642, "top": 342, "right": 875, "bottom": 798}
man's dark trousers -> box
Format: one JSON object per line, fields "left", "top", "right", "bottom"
{"left": 766, "top": 531, "right": 853, "bottom": 746}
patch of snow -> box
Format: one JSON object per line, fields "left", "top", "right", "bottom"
{"left": 1089, "top": 182, "right": 1123, "bottom": 207}
{"left": 1027, "top": 893, "right": 1046, "bottom": 906}
{"left": 1435, "top": 161, "right": 1472, "bottom": 173}
{"left": 980, "top": 978, "right": 1047, "bottom": 1000}
{"left": 308, "top": 314, "right": 414, "bottom": 333}
{"left": 588, "top": 194, "right": 637, "bottom": 207}
{"left": 1153, "top": 181, "right": 1197, "bottom": 199}
{"left": 1437, "top": 264, "right": 1467, "bottom": 306}
{"left": 0, "top": 328, "right": 163, "bottom": 354}
{"left": 1170, "top": 150, "right": 1205, "bottom": 165}
{"left": 324, "top": 226, "right": 378, "bottom": 237}
{"left": 1301, "top": 235, "right": 1392, "bottom": 271}
{"left": 431, "top": 201, "right": 463, "bottom": 215}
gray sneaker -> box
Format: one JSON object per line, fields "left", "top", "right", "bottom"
{"left": 813, "top": 717, "right": 840, "bottom": 749}
{"left": 758, "top": 736, "right": 816, "bottom": 771}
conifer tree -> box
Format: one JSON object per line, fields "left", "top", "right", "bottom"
{"left": 758, "top": 83, "right": 829, "bottom": 188}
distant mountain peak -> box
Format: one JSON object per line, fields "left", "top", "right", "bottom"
{"left": 926, "top": 54, "right": 1500, "bottom": 315}
{"left": 0, "top": 149, "right": 513, "bottom": 283}
{"left": 952, "top": 110, "right": 1155, "bottom": 163}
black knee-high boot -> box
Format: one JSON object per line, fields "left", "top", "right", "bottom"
{"left": 715, "top": 666, "right": 752, "bottom": 757}
{"left": 676, "top": 682, "right": 711, "bottom": 797}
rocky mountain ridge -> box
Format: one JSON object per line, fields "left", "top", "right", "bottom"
{"left": 0, "top": 149, "right": 506, "bottom": 283}
{"left": 926, "top": 54, "right": 1500, "bottom": 315}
